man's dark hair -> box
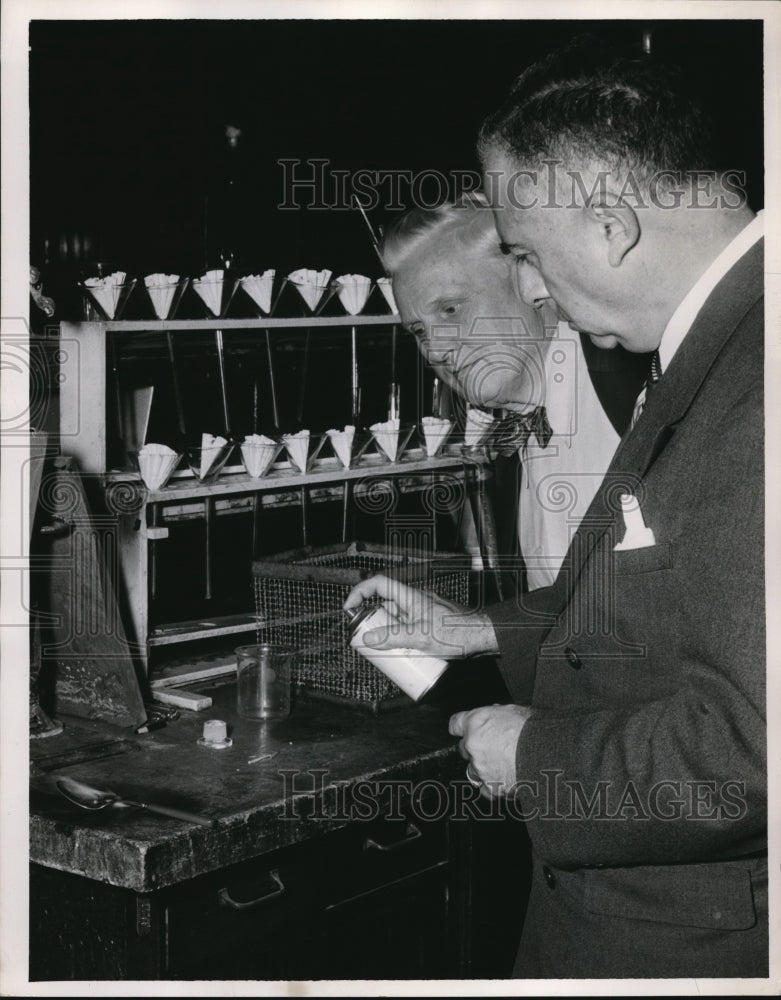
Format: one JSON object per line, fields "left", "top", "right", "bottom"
{"left": 478, "top": 36, "right": 717, "bottom": 187}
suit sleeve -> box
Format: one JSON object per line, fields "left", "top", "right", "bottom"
{"left": 488, "top": 584, "right": 560, "bottom": 704}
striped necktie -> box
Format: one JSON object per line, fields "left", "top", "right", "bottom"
{"left": 631, "top": 350, "right": 661, "bottom": 428}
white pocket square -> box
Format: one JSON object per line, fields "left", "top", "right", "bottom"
{"left": 614, "top": 493, "right": 656, "bottom": 551}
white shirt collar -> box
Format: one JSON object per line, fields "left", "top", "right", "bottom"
{"left": 658, "top": 210, "right": 764, "bottom": 373}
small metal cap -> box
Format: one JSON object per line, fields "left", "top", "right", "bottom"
{"left": 197, "top": 718, "right": 233, "bottom": 749}
{"left": 343, "top": 603, "right": 375, "bottom": 640}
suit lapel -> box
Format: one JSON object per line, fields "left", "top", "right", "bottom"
{"left": 551, "top": 238, "right": 764, "bottom": 605}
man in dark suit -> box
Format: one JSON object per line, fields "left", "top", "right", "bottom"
{"left": 345, "top": 39, "right": 766, "bottom": 979}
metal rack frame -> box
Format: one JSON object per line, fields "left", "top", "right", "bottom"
{"left": 58, "top": 318, "right": 472, "bottom": 675}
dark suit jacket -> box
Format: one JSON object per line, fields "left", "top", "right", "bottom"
{"left": 489, "top": 240, "right": 766, "bottom": 977}
{"left": 483, "top": 338, "right": 650, "bottom": 601}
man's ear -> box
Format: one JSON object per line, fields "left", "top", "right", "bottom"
{"left": 590, "top": 203, "right": 640, "bottom": 267}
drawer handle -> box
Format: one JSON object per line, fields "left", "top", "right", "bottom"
{"left": 363, "top": 821, "right": 422, "bottom": 853}
{"left": 217, "top": 869, "right": 286, "bottom": 909}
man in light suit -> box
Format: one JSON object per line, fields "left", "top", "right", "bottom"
{"left": 381, "top": 195, "right": 647, "bottom": 592}
{"left": 345, "top": 40, "right": 766, "bottom": 978}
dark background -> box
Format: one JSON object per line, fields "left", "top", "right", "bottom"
{"left": 30, "top": 18, "right": 764, "bottom": 318}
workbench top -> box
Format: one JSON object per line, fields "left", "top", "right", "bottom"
{"left": 30, "top": 680, "right": 470, "bottom": 894}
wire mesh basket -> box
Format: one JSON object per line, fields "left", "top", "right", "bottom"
{"left": 252, "top": 541, "right": 470, "bottom": 711}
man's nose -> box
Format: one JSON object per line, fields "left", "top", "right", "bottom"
{"left": 516, "top": 263, "right": 551, "bottom": 309}
{"left": 424, "top": 340, "right": 459, "bottom": 368}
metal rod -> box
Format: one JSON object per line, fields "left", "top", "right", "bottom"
{"left": 391, "top": 324, "right": 398, "bottom": 384}
{"left": 341, "top": 479, "right": 353, "bottom": 543}
{"left": 270, "top": 275, "right": 288, "bottom": 315}
{"left": 352, "top": 386, "right": 361, "bottom": 428}
{"left": 454, "top": 475, "right": 466, "bottom": 547}
{"left": 431, "top": 471, "right": 438, "bottom": 553}
{"left": 389, "top": 382, "right": 400, "bottom": 422}
{"left": 204, "top": 497, "right": 214, "bottom": 600}
{"left": 296, "top": 328, "right": 311, "bottom": 429}
{"left": 352, "top": 195, "right": 386, "bottom": 272}
{"left": 251, "top": 493, "right": 262, "bottom": 558}
{"left": 214, "top": 329, "right": 231, "bottom": 438}
{"left": 150, "top": 503, "right": 159, "bottom": 601}
{"left": 265, "top": 329, "right": 280, "bottom": 431}
{"left": 300, "top": 484, "right": 308, "bottom": 547}
{"left": 99, "top": 315, "right": 391, "bottom": 331}
{"left": 165, "top": 331, "right": 187, "bottom": 440}
{"left": 351, "top": 326, "right": 360, "bottom": 425}
{"left": 107, "top": 335, "right": 126, "bottom": 456}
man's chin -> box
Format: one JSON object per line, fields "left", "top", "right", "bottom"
{"left": 588, "top": 332, "right": 620, "bottom": 350}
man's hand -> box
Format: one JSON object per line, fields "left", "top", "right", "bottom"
{"left": 343, "top": 574, "right": 499, "bottom": 660}
{"left": 449, "top": 704, "right": 531, "bottom": 798}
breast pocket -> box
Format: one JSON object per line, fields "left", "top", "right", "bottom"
{"left": 613, "top": 541, "right": 673, "bottom": 575}
{"left": 605, "top": 542, "right": 679, "bottom": 661}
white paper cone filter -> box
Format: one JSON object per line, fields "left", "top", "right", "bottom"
{"left": 193, "top": 269, "right": 226, "bottom": 316}
{"left": 288, "top": 269, "right": 332, "bottom": 311}
{"left": 241, "top": 434, "right": 278, "bottom": 477}
{"left": 370, "top": 417, "right": 400, "bottom": 462}
{"left": 85, "top": 270, "right": 127, "bottom": 319}
{"left": 326, "top": 425, "right": 355, "bottom": 467}
{"left": 376, "top": 278, "right": 398, "bottom": 314}
{"left": 199, "top": 432, "right": 228, "bottom": 478}
{"left": 422, "top": 416, "right": 452, "bottom": 456}
{"left": 240, "top": 271, "right": 275, "bottom": 314}
{"left": 283, "top": 430, "right": 310, "bottom": 472}
{"left": 138, "top": 443, "right": 179, "bottom": 491}
{"left": 144, "top": 273, "right": 180, "bottom": 319}
{"left": 336, "top": 275, "right": 371, "bottom": 315}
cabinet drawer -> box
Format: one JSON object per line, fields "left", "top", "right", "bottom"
{"left": 318, "top": 813, "right": 448, "bottom": 903}
{"left": 165, "top": 840, "right": 326, "bottom": 979}
{"left": 164, "top": 813, "right": 449, "bottom": 979}
{"left": 324, "top": 864, "right": 452, "bottom": 980}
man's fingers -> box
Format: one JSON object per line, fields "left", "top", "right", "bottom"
{"left": 343, "top": 575, "right": 388, "bottom": 610}
{"left": 343, "top": 574, "right": 418, "bottom": 611}
{"left": 382, "top": 600, "right": 403, "bottom": 621}
{"left": 362, "top": 621, "right": 426, "bottom": 650}
{"left": 449, "top": 711, "right": 468, "bottom": 737}
{"left": 361, "top": 625, "right": 390, "bottom": 649}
